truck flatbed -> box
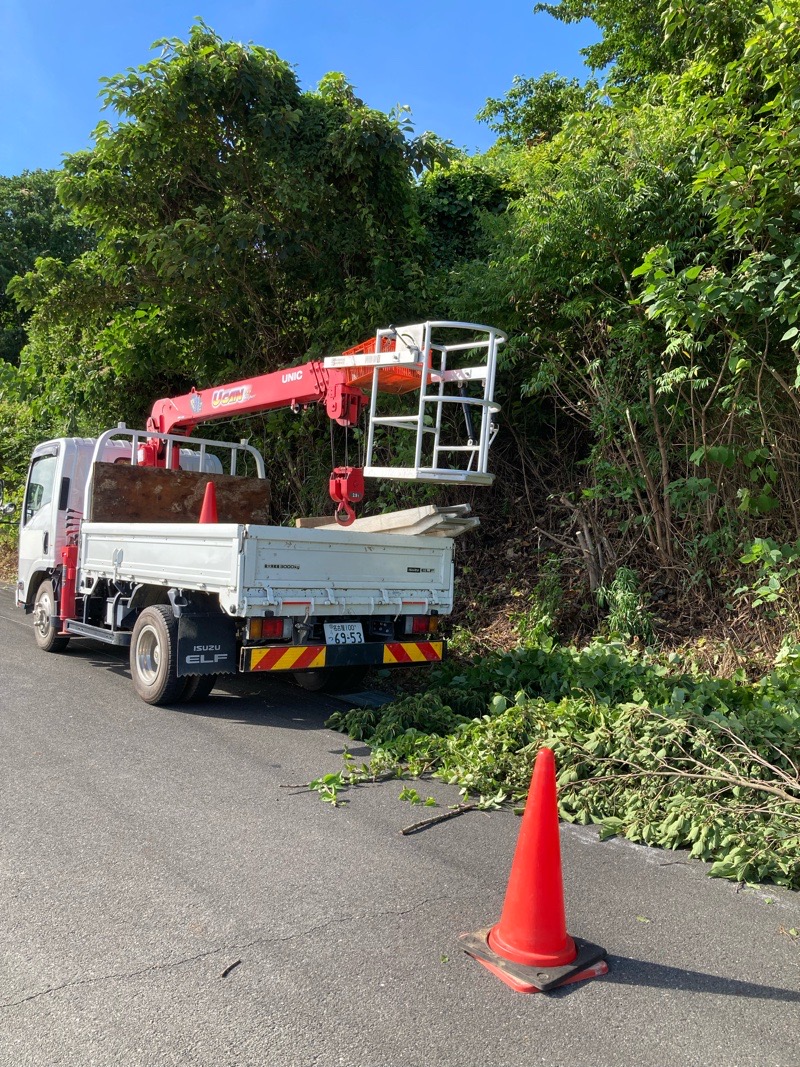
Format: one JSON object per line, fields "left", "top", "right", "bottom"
{"left": 79, "top": 521, "right": 454, "bottom": 618}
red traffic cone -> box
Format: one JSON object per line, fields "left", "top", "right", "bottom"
{"left": 459, "top": 747, "right": 607, "bottom": 993}
{"left": 199, "top": 481, "right": 218, "bottom": 524}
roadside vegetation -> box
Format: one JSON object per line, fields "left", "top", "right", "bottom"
{"left": 327, "top": 579, "right": 800, "bottom": 889}
{"left": 2, "top": 1, "right": 800, "bottom": 886}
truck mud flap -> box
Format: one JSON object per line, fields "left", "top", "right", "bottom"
{"left": 178, "top": 614, "right": 237, "bottom": 676}
{"left": 241, "top": 640, "right": 444, "bottom": 673}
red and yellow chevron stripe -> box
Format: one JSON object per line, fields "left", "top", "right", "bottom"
{"left": 383, "top": 641, "right": 443, "bottom": 665}
{"left": 248, "top": 645, "right": 326, "bottom": 673}
{"left": 242, "top": 639, "right": 445, "bottom": 674}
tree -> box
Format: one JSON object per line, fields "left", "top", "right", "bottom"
{"left": 11, "top": 22, "right": 432, "bottom": 427}
{"left": 477, "top": 73, "right": 598, "bottom": 145}
{"left": 634, "top": 0, "right": 800, "bottom": 530}
{"left": 451, "top": 0, "right": 800, "bottom": 591}
{"left": 3, "top": 24, "right": 447, "bottom": 514}
{"left": 535, "top": 0, "right": 760, "bottom": 84}
{"left": 487, "top": 100, "right": 714, "bottom": 572}
{"left": 417, "top": 159, "right": 509, "bottom": 270}
{"left": 0, "top": 170, "right": 91, "bottom": 365}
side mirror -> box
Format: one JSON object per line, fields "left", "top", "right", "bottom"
{"left": 0, "top": 480, "right": 15, "bottom": 517}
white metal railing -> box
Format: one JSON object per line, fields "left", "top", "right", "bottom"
{"left": 324, "top": 321, "right": 504, "bottom": 486}
{"left": 83, "top": 424, "right": 267, "bottom": 520}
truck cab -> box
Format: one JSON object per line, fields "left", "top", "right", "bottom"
{"left": 19, "top": 438, "right": 99, "bottom": 610}
{"left": 17, "top": 436, "right": 222, "bottom": 610}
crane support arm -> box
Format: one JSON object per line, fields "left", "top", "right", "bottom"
{"left": 147, "top": 360, "right": 367, "bottom": 436}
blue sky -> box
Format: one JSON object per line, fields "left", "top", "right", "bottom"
{"left": 0, "top": 1, "right": 598, "bottom": 177}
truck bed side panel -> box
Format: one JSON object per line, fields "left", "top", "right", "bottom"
{"left": 79, "top": 523, "right": 244, "bottom": 612}
{"left": 79, "top": 522, "right": 453, "bottom": 616}
{"left": 90, "top": 463, "right": 270, "bottom": 523}
{"left": 243, "top": 525, "right": 453, "bottom": 615}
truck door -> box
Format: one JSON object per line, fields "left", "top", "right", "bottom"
{"left": 17, "top": 445, "right": 60, "bottom": 606}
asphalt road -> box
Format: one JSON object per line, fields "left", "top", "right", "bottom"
{"left": 1, "top": 584, "right": 799, "bottom": 1067}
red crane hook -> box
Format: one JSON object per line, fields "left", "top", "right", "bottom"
{"left": 329, "top": 467, "right": 365, "bottom": 527}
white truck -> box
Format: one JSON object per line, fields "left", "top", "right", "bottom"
{"left": 13, "top": 321, "right": 504, "bottom": 705}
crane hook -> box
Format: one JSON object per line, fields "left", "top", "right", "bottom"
{"left": 329, "top": 466, "right": 364, "bottom": 527}
{"left": 334, "top": 500, "right": 357, "bottom": 526}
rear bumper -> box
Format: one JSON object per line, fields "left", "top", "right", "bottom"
{"left": 240, "top": 640, "right": 444, "bottom": 673}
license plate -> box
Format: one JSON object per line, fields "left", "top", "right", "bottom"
{"left": 324, "top": 622, "right": 365, "bottom": 645}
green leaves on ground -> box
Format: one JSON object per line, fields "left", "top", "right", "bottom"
{"left": 327, "top": 638, "right": 800, "bottom": 888}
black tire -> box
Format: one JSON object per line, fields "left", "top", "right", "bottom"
{"left": 181, "top": 673, "right": 218, "bottom": 703}
{"left": 293, "top": 665, "right": 370, "bottom": 694}
{"left": 130, "top": 605, "right": 183, "bottom": 705}
{"left": 32, "top": 579, "right": 70, "bottom": 653}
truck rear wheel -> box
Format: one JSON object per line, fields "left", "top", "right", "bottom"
{"left": 130, "top": 605, "right": 183, "bottom": 705}
{"left": 33, "top": 580, "right": 70, "bottom": 653}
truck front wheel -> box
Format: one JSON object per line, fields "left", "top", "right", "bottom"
{"left": 130, "top": 606, "right": 183, "bottom": 705}
{"left": 33, "top": 579, "right": 70, "bottom": 653}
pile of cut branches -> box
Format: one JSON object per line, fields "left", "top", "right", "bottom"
{"left": 327, "top": 639, "right": 800, "bottom": 888}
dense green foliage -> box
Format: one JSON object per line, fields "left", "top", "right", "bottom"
{"left": 0, "top": 23, "right": 442, "bottom": 512}
{"left": 536, "top": 0, "right": 760, "bottom": 83}
{"left": 0, "top": 171, "right": 92, "bottom": 368}
{"left": 476, "top": 72, "right": 598, "bottom": 144}
{"left": 5, "top": 4, "right": 800, "bottom": 565}
{"left": 0, "top": 30, "right": 461, "bottom": 518}
{"left": 445, "top": 0, "right": 800, "bottom": 595}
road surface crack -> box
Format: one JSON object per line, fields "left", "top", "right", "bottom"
{"left": 1, "top": 896, "right": 448, "bottom": 1008}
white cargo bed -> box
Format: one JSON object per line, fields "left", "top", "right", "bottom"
{"left": 79, "top": 522, "right": 454, "bottom": 617}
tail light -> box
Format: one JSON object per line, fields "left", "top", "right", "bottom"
{"left": 404, "top": 615, "right": 438, "bottom": 635}
{"left": 248, "top": 617, "right": 292, "bottom": 641}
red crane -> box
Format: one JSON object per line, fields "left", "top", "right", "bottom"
{"left": 146, "top": 359, "right": 367, "bottom": 436}
{"left": 143, "top": 320, "right": 504, "bottom": 525}
{"left": 145, "top": 357, "right": 371, "bottom": 525}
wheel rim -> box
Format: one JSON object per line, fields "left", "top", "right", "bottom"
{"left": 135, "top": 624, "right": 161, "bottom": 685}
{"left": 34, "top": 588, "right": 53, "bottom": 636}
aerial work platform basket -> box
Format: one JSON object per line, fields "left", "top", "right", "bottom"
{"left": 324, "top": 321, "right": 504, "bottom": 486}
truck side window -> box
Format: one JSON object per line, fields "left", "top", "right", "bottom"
{"left": 24, "top": 454, "right": 58, "bottom": 525}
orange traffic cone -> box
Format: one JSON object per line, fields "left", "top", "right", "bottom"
{"left": 199, "top": 481, "right": 218, "bottom": 524}
{"left": 459, "top": 747, "right": 608, "bottom": 993}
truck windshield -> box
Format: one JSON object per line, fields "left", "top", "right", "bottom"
{"left": 24, "top": 454, "right": 58, "bottom": 524}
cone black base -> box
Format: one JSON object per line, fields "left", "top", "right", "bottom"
{"left": 459, "top": 928, "right": 608, "bottom": 993}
